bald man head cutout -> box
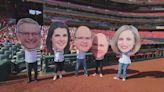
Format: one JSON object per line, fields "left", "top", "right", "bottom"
{"left": 92, "top": 33, "right": 109, "bottom": 58}
{"left": 75, "top": 26, "right": 93, "bottom": 52}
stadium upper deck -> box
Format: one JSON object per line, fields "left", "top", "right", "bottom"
{"left": 25, "top": 0, "right": 164, "bottom": 30}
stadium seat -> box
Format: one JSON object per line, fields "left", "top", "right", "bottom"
{"left": 14, "top": 51, "right": 26, "bottom": 73}
{"left": 4, "top": 51, "right": 11, "bottom": 60}
{"left": 0, "top": 49, "right": 4, "bottom": 54}
{"left": 1, "top": 46, "right": 8, "bottom": 51}
{"left": 0, "top": 54, "right": 6, "bottom": 60}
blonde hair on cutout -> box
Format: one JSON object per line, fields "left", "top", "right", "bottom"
{"left": 110, "top": 25, "right": 141, "bottom": 55}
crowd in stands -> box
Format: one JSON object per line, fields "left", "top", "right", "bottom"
{"left": 0, "top": 25, "right": 17, "bottom": 46}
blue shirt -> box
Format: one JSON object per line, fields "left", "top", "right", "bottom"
{"left": 76, "top": 50, "right": 86, "bottom": 59}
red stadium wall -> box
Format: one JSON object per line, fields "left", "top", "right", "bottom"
{"left": 91, "top": 29, "right": 164, "bottom": 39}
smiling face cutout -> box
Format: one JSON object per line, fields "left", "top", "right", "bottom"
{"left": 92, "top": 33, "right": 108, "bottom": 58}
{"left": 17, "top": 23, "right": 41, "bottom": 50}
{"left": 74, "top": 26, "right": 93, "bottom": 52}
{"left": 117, "top": 30, "right": 135, "bottom": 53}
{"left": 51, "top": 28, "right": 68, "bottom": 51}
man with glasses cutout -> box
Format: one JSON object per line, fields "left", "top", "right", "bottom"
{"left": 16, "top": 18, "right": 41, "bottom": 83}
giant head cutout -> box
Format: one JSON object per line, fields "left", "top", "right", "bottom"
{"left": 16, "top": 18, "right": 41, "bottom": 50}
{"left": 46, "top": 22, "right": 70, "bottom": 53}
{"left": 74, "top": 26, "right": 93, "bottom": 52}
{"left": 111, "top": 25, "right": 141, "bottom": 55}
{"left": 92, "top": 33, "right": 109, "bottom": 58}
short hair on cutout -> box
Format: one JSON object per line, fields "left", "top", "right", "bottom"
{"left": 75, "top": 25, "right": 94, "bottom": 39}
{"left": 46, "top": 21, "right": 70, "bottom": 54}
{"left": 110, "top": 25, "right": 141, "bottom": 55}
{"left": 16, "top": 18, "right": 40, "bottom": 33}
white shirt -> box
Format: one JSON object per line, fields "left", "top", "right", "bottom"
{"left": 54, "top": 50, "right": 64, "bottom": 62}
{"left": 76, "top": 50, "right": 86, "bottom": 59}
{"left": 25, "top": 49, "right": 37, "bottom": 63}
{"left": 119, "top": 53, "right": 131, "bottom": 64}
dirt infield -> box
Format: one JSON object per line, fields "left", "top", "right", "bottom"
{"left": 0, "top": 58, "right": 164, "bottom": 92}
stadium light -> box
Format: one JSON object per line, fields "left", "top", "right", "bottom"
{"left": 29, "top": 9, "right": 42, "bottom": 15}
